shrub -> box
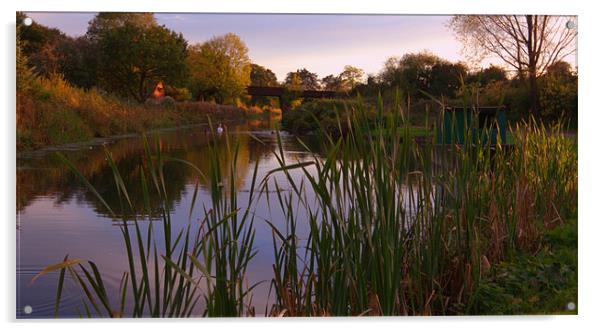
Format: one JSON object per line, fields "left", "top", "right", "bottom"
{"left": 165, "top": 85, "right": 192, "bottom": 101}
{"left": 539, "top": 75, "right": 578, "bottom": 123}
{"left": 281, "top": 99, "right": 371, "bottom": 136}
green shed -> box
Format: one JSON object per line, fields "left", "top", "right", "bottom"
{"left": 436, "top": 106, "right": 507, "bottom": 145}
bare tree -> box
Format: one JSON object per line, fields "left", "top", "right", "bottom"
{"left": 449, "top": 15, "right": 577, "bottom": 115}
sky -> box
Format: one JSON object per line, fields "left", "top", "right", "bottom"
{"left": 24, "top": 12, "right": 508, "bottom": 81}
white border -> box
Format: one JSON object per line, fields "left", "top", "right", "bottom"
{"left": 2, "top": 1, "right": 600, "bottom": 330}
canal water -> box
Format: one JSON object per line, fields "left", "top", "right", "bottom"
{"left": 16, "top": 119, "right": 324, "bottom": 318}
{"left": 16, "top": 118, "right": 438, "bottom": 318}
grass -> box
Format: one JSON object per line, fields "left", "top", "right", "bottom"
{"left": 263, "top": 94, "right": 577, "bottom": 316}
{"left": 469, "top": 219, "right": 577, "bottom": 314}
{"left": 16, "top": 73, "right": 260, "bottom": 151}
{"left": 32, "top": 128, "right": 260, "bottom": 317}
{"left": 31, "top": 94, "right": 577, "bottom": 317}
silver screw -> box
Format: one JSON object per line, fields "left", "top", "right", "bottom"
{"left": 23, "top": 305, "right": 33, "bottom": 314}
{"left": 23, "top": 17, "right": 32, "bottom": 26}
{"left": 566, "top": 21, "right": 576, "bottom": 29}
{"left": 567, "top": 302, "right": 576, "bottom": 311}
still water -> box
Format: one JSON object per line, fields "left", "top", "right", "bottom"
{"left": 16, "top": 119, "right": 321, "bottom": 318}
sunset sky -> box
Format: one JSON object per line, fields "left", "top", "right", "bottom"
{"left": 24, "top": 12, "right": 576, "bottom": 81}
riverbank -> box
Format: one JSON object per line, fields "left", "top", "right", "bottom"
{"left": 469, "top": 218, "right": 577, "bottom": 314}
{"left": 17, "top": 74, "right": 272, "bottom": 151}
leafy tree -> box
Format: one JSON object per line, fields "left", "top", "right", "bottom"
{"left": 284, "top": 68, "right": 320, "bottom": 91}
{"left": 250, "top": 64, "right": 279, "bottom": 87}
{"left": 429, "top": 62, "right": 468, "bottom": 98}
{"left": 250, "top": 64, "right": 279, "bottom": 106}
{"left": 92, "top": 14, "right": 188, "bottom": 102}
{"left": 352, "top": 74, "right": 384, "bottom": 96}
{"left": 187, "top": 33, "right": 251, "bottom": 104}
{"left": 86, "top": 12, "right": 156, "bottom": 41}
{"left": 545, "top": 61, "right": 574, "bottom": 80}
{"left": 16, "top": 23, "right": 37, "bottom": 93}
{"left": 379, "top": 51, "right": 466, "bottom": 99}
{"left": 17, "top": 12, "right": 71, "bottom": 77}
{"left": 449, "top": 15, "right": 577, "bottom": 115}
{"left": 321, "top": 74, "right": 344, "bottom": 92}
{"left": 338, "top": 65, "right": 365, "bottom": 91}
{"left": 467, "top": 65, "right": 508, "bottom": 86}
{"left": 539, "top": 61, "right": 577, "bottom": 121}
{"left": 59, "top": 36, "right": 99, "bottom": 89}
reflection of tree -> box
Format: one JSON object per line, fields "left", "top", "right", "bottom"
{"left": 17, "top": 122, "right": 276, "bottom": 220}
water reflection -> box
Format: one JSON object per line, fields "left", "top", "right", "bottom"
{"left": 16, "top": 118, "right": 424, "bottom": 318}
{"left": 17, "top": 120, "right": 312, "bottom": 317}
{"left": 17, "top": 123, "right": 280, "bottom": 218}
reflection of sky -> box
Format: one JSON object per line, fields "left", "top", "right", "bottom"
{"left": 24, "top": 12, "right": 476, "bottom": 80}
{"left": 16, "top": 123, "right": 436, "bottom": 317}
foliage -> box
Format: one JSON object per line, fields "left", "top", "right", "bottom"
{"left": 93, "top": 15, "right": 188, "bottom": 102}
{"left": 164, "top": 85, "right": 192, "bottom": 102}
{"left": 32, "top": 94, "right": 577, "bottom": 317}
{"left": 469, "top": 219, "right": 577, "bottom": 315}
{"left": 250, "top": 64, "right": 280, "bottom": 107}
{"left": 539, "top": 69, "right": 578, "bottom": 123}
{"left": 321, "top": 74, "right": 344, "bottom": 92}
{"left": 16, "top": 23, "right": 37, "bottom": 94}
{"left": 321, "top": 65, "right": 365, "bottom": 92}
{"left": 86, "top": 12, "right": 156, "bottom": 41}
{"left": 250, "top": 63, "right": 279, "bottom": 87}
{"left": 284, "top": 68, "right": 320, "bottom": 91}
{"left": 338, "top": 65, "right": 365, "bottom": 91}
{"left": 187, "top": 33, "right": 251, "bottom": 104}
{"left": 16, "top": 71, "right": 248, "bottom": 150}
{"left": 379, "top": 51, "right": 468, "bottom": 99}
{"left": 449, "top": 15, "right": 577, "bottom": 114}
{"left": 466, "top": 65, "right": 508, "bottom": 86}
{"left": 280, "top": 98, "right": 371, "bottom": 136}
{"left": 268, "top": 100, "right": 577, "bottom": 316}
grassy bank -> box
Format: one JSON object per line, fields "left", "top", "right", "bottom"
{"left": 16, "top": 74, "right": 267, "bottom": 151}
{"left": 34, "top": 96, "right": 577, "bottom": 317}
{"left": 469, "top": 218, "right": 577, "bottom": 314}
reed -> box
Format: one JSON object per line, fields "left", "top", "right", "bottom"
{"left": 264, "top": 93, "right": 577, "bottom": 316}
{"left": 33, "top": 93, "right": 576, "bottom": 317}
{"left": 33, "top": 127, "right": 259, "bottom": 317}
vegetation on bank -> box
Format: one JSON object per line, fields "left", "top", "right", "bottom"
{"left": 34, "top": 96, "right": 577, "bottom": 317}
{"left": 17, "top": 13, "right": 577, "bottom": 153}
{"left": 469, "top": 219, "right": 577, "bottom": 314}
{"left": 16, "top": 73, "right": 256, "bottom": 150}
{"left": 281, "top": 99, "right": 371, "bottom": 136}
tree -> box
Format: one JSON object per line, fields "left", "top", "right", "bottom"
{"left": 17, "top": 12, "right": 70, "bottom": 77}
{"left": 86, "top": 12, "right": 156, "bottom": 41}
{"left": 545, "top": 60, "right": 574, "bottom": 79}
{"left": 449, "top": 15, "right": 577, "bottom": 115}
{"left": 429, "top": 62, "right": 468, "bottom": 98}
{"left": 321, "top": 74, "right": 344, "bottom": 92}
{"left": 338, "top": 65, "right": 365, "bottom": 91}
{"left": 187, "top": 33, "right": 251, "bottom": 104}
{"left": 250, "top": 64, "right": 279, "bottom": 87}
{"left": 91, "top": 14, "right": 188, "bottom": 102}
{"left": 467, "top": 65, "right": 508, "bottom": 86}
{"left": 250, "top": 64, "right": 279, "bottom": 106}
{"left": 284, "top": 68, "right": 320, "bottom": 91}
{"left": 379, "top": 51, "right": 465, "bottom": 99}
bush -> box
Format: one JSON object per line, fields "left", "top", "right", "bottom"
{"left": 281, "top": 99, "right": 371, "bottom": 136}
{"left": 469, "top": 220, "right": 577, "bottom": 315}
{"left": 165, "top": 86, "right": 192, "bottom": 101}
{"left": 40, "top": 108, "right": 93, "bottom": 144}
{"left": 539, "top": 75, "right": 578, "bottom": 124}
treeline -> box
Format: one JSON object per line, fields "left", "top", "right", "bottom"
{"left": 16, "top": 12, "right": 255, "bottom": 150}
{"left": 352, "top": 51, "right": 577, "bottom": 123}
{"left": 17, "top": 12, "right": 577, "bottom": 132}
